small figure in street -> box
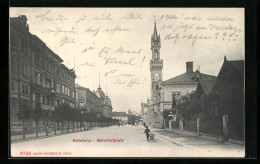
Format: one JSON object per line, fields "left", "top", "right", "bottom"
{"left": 118, "top": 123, "right": 120, "bottom": 127}
{"left": 144, "top": 126, "right": 150, "bottom": 142}
{"left": 47, "top": 124, "right": 51, "bottom": 133}
{"left": 143, "top": 122, "right": 146, "bottom": 128}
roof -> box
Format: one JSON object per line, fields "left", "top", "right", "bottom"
{"left": 61, "top": 64, "right": 77, "bottom": 78}
{"left": 228, "top": 60, "right": 244, "bottom": 72}
{"left": 151, "top": 22, "right": 160, "bottom": 41}
{"left": 162, "top": 71, "right": 216, "bottom": 85}
{"left": 111, "top": 112, "right": 128, "bottom": 117}
{"left": 198, "top": 78, "right": 216, "bottom": 95}
{"left": 75, "top": 84, "right": 101, "bottom": 100}
{"left": 213, "top": 58, "right": 244, "bottom": 94}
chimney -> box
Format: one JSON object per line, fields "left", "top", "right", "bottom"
{"left": 19, "top": 15, "right": 29, "bottom": 31}
{"left": 186, "top": 62, "right": 193, "bottom": 73}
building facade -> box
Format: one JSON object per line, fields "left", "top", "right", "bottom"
{"left": 75, "top": 84, "right": 102, "bottom": 113}
{"left": 111, "top": 112, "right": 128, "bottom": 122}
{"left": 141, "top": 22, "right": 217, "bottom": 128}
{"left": 95, "top": 86, "right": 113, "bottom": 118}
{"left": 10, "top": 15, "right": 76, "bottom": 132}
{"left": 141, "top": 22, "right": 164, "bottom": 128}
{"left": 160, "top": 62, "right": 216, "bottom": 112}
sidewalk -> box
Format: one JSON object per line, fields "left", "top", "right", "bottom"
{"left": 11, "top": 126, "right": 104, "bottom": 143}
{"left": 139, "top": 125, "right": 244, "bottom": 149}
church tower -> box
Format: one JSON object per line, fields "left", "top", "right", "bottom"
{"left": 150, "top": 21, "right": 163, "bottom": 106}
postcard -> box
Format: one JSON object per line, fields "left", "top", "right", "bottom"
{"left": 9, "top": 8, "right": 245, "bottom": 157}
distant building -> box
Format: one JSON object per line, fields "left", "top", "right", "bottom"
{"left": 111, "top": 112, "right": 128, "bottom": 122}
{"left": 95, "top": 86, "right": 113, "bottom": 118}
{"left": 160, "top": 61, "right": 216, "bottom": 112}
{"left": 10, "top": 15, "right": 76, "bottom": 132}
{"left": 75, "top": 84, "right": 101, "bottom": 113}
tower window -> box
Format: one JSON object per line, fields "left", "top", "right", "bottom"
{"left": 154, "top": 50, "right": 158, "bottom": 60}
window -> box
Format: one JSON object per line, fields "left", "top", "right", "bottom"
{"left": 172, "top": 92, "right": 181, "bottom": 97}
{"left": 56, "top": 83, "right": 60, "bottom": 93}
{"left": 65, "top": 87, "right": 68, "bottom": 95}
{"left": 35, "top": 93, "right": 40, "bottom": 103}
{"left": 46, "top": 79, "right": 50, "bottom": 88}
{"left": 42, "top": 76, "right": 46, "bottom": 87}
{"left": 35, "top": 53, "right": 39, "bottom": 65}
{"left": 43, "top": 95, "right": 46, "bottom": 104}
{"left": 56, "top": 70, "right": 60, "bottom": 78}
{"left": 51, "top": 79, "right": 54, "bottom": 88}
{"left": 22, "top": 85, "right": 28, "bottom": 95}
{"left": 36, "top": 73, "right": 41, "bottom": 85}
{"left": 154, "top": 50, "right": 158, "bottom": 60}
{"left": 22, "top": 63, "right": 29, "bottom": 79}
{"left": 21, "top": 38, "right": 27, "bottom": 54}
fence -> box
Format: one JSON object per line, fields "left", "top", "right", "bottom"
{"left": 183, "top": 118, "right": 197, "bottom": 132}
{"left": 199, "top": 119, "right": 223, "bottom": 136}
{"left": 169, "top": 115, "right": 244, "bottom": 142}
{"left": 228, "top": 120, "right": 244, "bottom": 141}
{"left": 10, "top": 119, "right": 115, "bottom": 142}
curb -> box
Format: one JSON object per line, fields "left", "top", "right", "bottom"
{"left": 138, "top": 125, "right": 183, "bottom": 146}
{"left": 152, "top": 131, "right": 183, "bottom": 147}
{"left": 165, "top": 128, "right": 244, "bottom": 145}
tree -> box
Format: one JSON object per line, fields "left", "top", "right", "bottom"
{"left": 17, "top": 102, "right": 33, "bottom": 139}
{"left": 53, "top": 103, "right": 70, "bottom": 133}
{"left": 34, "top": 103, "right": 43, "bottom": 137}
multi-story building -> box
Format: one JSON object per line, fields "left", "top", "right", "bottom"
{"left": 10, "top": 15, "right": 76, "bottom": 132}
{"left": 111, "top": 112, "right": 128, "bottom": 122}
{"left": 75, "top": 84, "right": 112, "bottom": 117}
{"left": 160, "top": 62, "right": 217, "bottom": 112}
{"left": 75, "top": 84, "right": 101, "bottom": 113}
{"left": 142, "top": 21, "right": 217, "bottom": 128}
{"left": 95, "top": 86, "right": 113, "bottom": 118}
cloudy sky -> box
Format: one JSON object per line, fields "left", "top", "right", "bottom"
{"left": 10, "top": 8, "right": 244, "bottom": 113}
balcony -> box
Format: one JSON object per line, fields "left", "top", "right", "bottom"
{"left": 41, "top": 104, "right": 55, "bottom": 111}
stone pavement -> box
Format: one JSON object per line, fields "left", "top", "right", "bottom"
{"left": 139, "top": 125, "right": 244, "bottom": 156}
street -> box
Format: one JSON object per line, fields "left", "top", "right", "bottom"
{"left": 11, "top": 125, "right": 244, "bottom": 157}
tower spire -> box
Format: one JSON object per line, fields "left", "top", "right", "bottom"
{"left": 153, "top": 16, "right": 158, "bottom": 41}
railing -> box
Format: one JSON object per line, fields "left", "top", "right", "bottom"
{"left": 200, "top": 120, "right": 223, "bottom": 136}
{"left": 10, "top": 119, "right": 114, "bottom": 142}
{"left": 228, "top": 120, "right": 244, "bottom": 141}
{"left": 183, "top": 119, "right": 197, "bottom": 132}
{"left": 171, "top": 116, "right": 244, "bottom": 142}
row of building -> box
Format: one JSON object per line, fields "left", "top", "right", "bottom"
{"left": 9, "top": 15, "right": 114, "bottom": 131}
{"left": 141, "top": 22, "right": 244, "bottom": 128}
{"left": 75, "top": 84, "right": 113, "bottom": 117}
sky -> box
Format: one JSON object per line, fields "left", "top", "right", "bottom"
{"left": 10, "top": 8, "right": 244, "bottom": 113}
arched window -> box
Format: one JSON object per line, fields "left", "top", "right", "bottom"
{"left": 154, "top": 50, "right": 158, "bottom": 59}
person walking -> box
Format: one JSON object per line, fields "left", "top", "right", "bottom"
{"left": 144, "top": 126, "right": 150, "bottom": 142}
{"left": 143, "top": 122, "right": 146, "bottom": 128}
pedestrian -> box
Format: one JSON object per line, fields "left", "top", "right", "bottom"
{"left": 143, "top": 122, "right": 146, "bottom": 127}
{"left": 144, "top": 126, "right": 150, "bottom": 142}
{"left": 118, "top": 122, "right": 120, "bottom": 127}
{"left": 47, "top": 124, "right": 51, "bottom": 133}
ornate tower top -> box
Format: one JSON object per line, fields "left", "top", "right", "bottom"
{"left": 152, "top": 21, "right": 160, "bottom": 41}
